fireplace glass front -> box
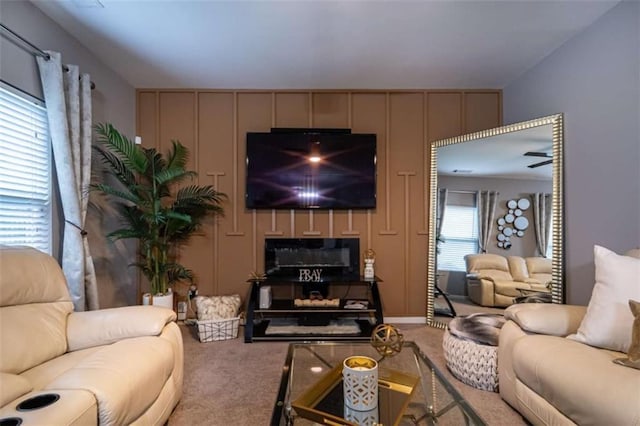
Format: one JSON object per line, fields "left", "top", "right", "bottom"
{"left": 264, "top": 238, "right": 360, "bottom": 281}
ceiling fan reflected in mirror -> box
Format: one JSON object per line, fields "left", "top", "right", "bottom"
{"left": 524, "top": 151, "right": 553, "bottom": 168}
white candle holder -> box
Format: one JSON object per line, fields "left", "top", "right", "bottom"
{"left": 342, "top": 356, "right": 378, "bottom": 411}
{"left": 344, "top": 405, "right": 379, "bottom": 426}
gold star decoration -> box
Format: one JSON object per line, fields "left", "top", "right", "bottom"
{"left": 370, "top": 324, "right": 404, "bottom": 357}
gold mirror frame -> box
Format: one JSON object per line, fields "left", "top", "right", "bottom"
{"left": 426, "top": 114, "right": 565, "bottom": 329}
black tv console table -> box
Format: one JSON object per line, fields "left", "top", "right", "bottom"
{"left": 244, "top": 276, "right": 384, "bottom": 342}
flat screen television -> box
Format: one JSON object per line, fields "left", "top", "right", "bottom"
{"left": 246, "top": 129, "right": 376, "bottom": 209}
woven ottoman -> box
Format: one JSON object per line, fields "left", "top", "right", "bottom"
{"left": 442, "top": 313, "right": 505, "bottom": 392}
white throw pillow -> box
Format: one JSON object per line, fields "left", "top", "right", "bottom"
{"left": 568, "top": 246, "right": 640, "bottom": 353}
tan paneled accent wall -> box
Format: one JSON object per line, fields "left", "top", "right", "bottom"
{"left": 136, "top": 89, "right": 501, "bottom": 317}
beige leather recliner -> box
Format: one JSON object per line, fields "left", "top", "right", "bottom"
{"left": 465, "top": 254, "right": 552, "bottom": 307}
{"left": 499, "top": 303, "right": 640, "bottom": 425}
{"left": 525, "top": 257, "right": 552, "bottom": 287}
{"left": 465, "top": 253, "right": 519, "bottom": 307}
{"left": 507, "top": 256, "right": 552, "bottom": 292}
{"left": 0, "top": 246, "right": 183, "bottom": 425}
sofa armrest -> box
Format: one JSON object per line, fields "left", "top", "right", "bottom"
{"left": 0, "top": 373, "right": 33, "bottom": 407}
{"left": 504, "top": 303, "right": 587, "bottom": 337}
{"left": 67, "top": 306, "right": 177, "bottom": 351}
{"left": 468, "top": 274, "right": 499, "bottom": 284}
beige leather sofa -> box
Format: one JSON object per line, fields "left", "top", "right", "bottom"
{"left": 0, "top": 247, "right": 183, "bottom": 425}
{"left": 499, "top": 303, "right": 640, "bottom": 425}
{"left": 507, "top": 256, "right": 552, "bottom": 288}
{"left": 465, "top": 254, "right": 551, "bottom": 307}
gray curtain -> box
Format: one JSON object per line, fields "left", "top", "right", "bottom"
{"left": 37, "top": 51, "right": 98, "bottom": 311}
{"left": 437, "top": 188, "right": 448, "bottom": 239}
{"left": 477, "top": 190, "right": 499, "bottom": 253}
{"left": 530, "top": 192, "right": 552, "bottom": 257}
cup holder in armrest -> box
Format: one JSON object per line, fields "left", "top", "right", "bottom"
{"left": 16, "top": 393, "right": 60, "bottom": 411}
{"left": 0, "top": 417, "right": 23, "bottom": 426}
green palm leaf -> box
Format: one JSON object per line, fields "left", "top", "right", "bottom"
{"left": 146, "top": 148, "right": 166, "bottom": 180}
{"left": 166, "top": 210, "right": 192, "bottom": 223}
{"left": 154, "top": 168, "right": 196, "bottom": 187}
{"left": 95, "top": 123, "right": 148, "bottom": 173}
{"left": 166, "top": 263, "right": 194, "bottom": 284}
{"left": 91, "top": 183, "right": 141, "bottom": 205}
{"left": 93, "top": 145, "right": 136, "bottom": 188}
{"left": 107, "top": 228, "right": 145, "bottom": 241}
{"left": 175, "top": 185, "right": 227, "bottom": 207}
{"left": 92, "top": 122, "right": 226, "bottom": 295}
{"left": 166, "top": 140, "right": 189, "bottom": 170}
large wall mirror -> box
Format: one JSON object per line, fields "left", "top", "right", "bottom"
{"left": 426, "top": 114, "right": 564, "bottom": 329}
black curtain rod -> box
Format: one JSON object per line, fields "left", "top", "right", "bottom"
{"left": 0, "top": 23, "right": 96, "bottom": 90}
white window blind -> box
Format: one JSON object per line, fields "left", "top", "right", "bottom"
{"left": 438, "top": 204, "right": 478, "bottom": 271}
{"left": 0, "top": 84, "right": 51, "bottom": 253}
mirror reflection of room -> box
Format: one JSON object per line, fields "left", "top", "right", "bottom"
{"left": 435, "top": 124, "right": 554, "bottom": 316}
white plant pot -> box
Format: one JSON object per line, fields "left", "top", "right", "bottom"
{"left": 151, "top": 292, "right": 174, "bottom": 310}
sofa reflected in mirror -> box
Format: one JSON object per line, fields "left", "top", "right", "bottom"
{"left": 426, "top": 114, "right": 564, "bottom": 328}
{"left": 464, "top": 253, "right": 552, "bottom": 307}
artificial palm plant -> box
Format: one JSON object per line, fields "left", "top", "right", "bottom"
{"left": 92, "top": 123, "right": 226, "bottom": 296}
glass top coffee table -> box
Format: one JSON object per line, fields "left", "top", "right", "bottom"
{"left": 272, "top": 341, "right": 485, "bottom": 425}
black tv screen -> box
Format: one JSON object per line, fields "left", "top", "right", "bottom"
{"left": 246, "top": 130, "right": 376, "bottom": 209}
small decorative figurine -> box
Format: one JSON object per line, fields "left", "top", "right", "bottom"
{"left": 371, "top": 324, "right": 404, "bottom": 357}
{"left": 363, "top": 249, "right": 376, "bottom": 279}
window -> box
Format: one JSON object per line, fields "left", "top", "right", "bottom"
{"left": 0, "top": 84, "right": 51, "bottom": 253}
{"left": 545, "top": 214, "right": 553, "bottom": 259}
{"left": 438, "top": 204, "right": 479, "bottom": 271}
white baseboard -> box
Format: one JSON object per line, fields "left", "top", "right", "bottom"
{"left": 385, "top": 316, "right": 427, "bottom": 324}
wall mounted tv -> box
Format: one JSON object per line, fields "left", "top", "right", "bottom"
{"left": 245, "top": 129, "right": 376, "bottom": 209}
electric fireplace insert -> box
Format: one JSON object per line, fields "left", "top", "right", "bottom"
{"left": 264, "top": 238, "right": 360, "bottom": 282}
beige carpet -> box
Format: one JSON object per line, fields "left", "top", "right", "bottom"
{"left": 437, "top": 294, "right": 506, "bottom": 317}
{"left": 168, "top": 318, "right": 526, "bottom": 426}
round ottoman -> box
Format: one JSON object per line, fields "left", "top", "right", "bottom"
{"left": 442, "top": 313, "right": 505, "bottom": 392}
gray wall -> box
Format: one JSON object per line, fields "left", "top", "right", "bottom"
{"left": 0, "top": 0, "right": 137, "bottom": 307}
{"left": 440, "top": 175, "right": 552, "bottom": 258}
{"left": 503, "top": 1, "right": 640, "bottom": 305}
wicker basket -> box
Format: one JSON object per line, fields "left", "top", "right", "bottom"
{"left": 196, "top": 316, "right": 240, "bottom": 342}
{"left": 442, "top": 329, "right": 499, "bottom": 392}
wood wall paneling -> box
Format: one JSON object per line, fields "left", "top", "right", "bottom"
{"left": 198, "top": 92, "right": 234, "bottom": 186}
{"left": 464, "top": 92, "right": 502, "bottom": 134}
{"left": 312, "top": 92, "right": 349, "bottom": 129}
{"left": 341, "top": 93, "right": 387, "bottom": 247}
{"left": 427, "top": 92, "right": 463, "bottom": 143}
{"left": 195, "top": 93, "right": 235, "bottom": 296}
{"left": 237, "top": 92, "right": 277, "bottom": 272}
{"left": 158, "top": 92, "right": 196, "bottom": 169}
{"left": 381, "top": 93, "right": 423, "bottom": 314}
{"left": 136, "top": 89, "right": 501, "bottom": 317}
{"left": 275, "top": 92, "right": 310, "bottom": 128}
{"left": 136, "top": 91, "right": 158, "bottom": 148}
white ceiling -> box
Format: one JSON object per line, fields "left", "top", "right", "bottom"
{"left": 438, "top": 124, "right": 553, "bottom": 180}
{"left": 32, "top": 0, "right": 619, "bottom": 89}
